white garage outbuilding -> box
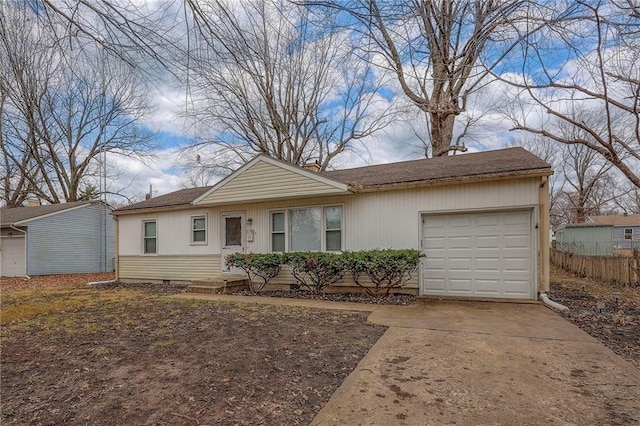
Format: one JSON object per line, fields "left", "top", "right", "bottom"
{"left": 0, "top": 201, "right": 114, "bottom": 277}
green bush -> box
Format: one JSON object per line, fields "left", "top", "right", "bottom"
{"left": 343, "top": 249, "right": 423, "bottom": 297}
{"left": 284, "top": 252, "right": 345, "bottom": 294}
{"left": 225, "top": 253, "right": 283, "bottom": 292}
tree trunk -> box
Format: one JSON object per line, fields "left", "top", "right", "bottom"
{"left": 430, "top": 112, "right": 456, "bottom": 157}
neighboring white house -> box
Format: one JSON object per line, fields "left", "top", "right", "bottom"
{"left": 113, "top": 147, "right": 553, "bottom": 300}
{"left": 0, "top": 201, "right": 115, "bottom": 277}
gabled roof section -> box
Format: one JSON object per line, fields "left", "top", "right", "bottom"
{"left": 1, "top": 200, "right": 103, "bottom": 226}
{"left": 114, "top": 186, "right": 213, "bottom": 214}
{"left": 323, "top": 147, "right": 551, "bottom": 190}
{"left": 588, "top": 214, "right": 640, "bottom": 227}
{"left": 193, "top": 155, "right": 350, "bottom": 206}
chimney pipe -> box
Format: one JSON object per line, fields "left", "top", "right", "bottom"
{"left": 304, "top": 161, "right": 320, "bottom": 173}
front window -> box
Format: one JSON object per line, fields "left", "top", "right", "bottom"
{"left": 271, "top": 212, "right": 286, "bottom": 252}
{"left": 624, "top": 228, "right": 633, "bottom": 240}
{"left": 192, "top": 215, "right": 207, "bottom": 244}
{"left": 143, "top": 220, "right": 157, "bottom": 254}
{"left": 270, "top": 206, "right": 342, "bottom": 252}
{"left": 325, "top": 207, "right": 342, "bottom": 251}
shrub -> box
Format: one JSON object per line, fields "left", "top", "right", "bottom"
{"left": 225, "top": 253, "right": 283, "bottom": 292}
{"left": 284, "top": 252, "right": 345, "bottom": 294}
{"left": 343, "top": 249, "right": 423, "bottom": 297}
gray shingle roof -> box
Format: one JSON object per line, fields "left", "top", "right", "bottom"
{"left": 323, "top": 147, "right": 551, "bottom": 189}
{"left": 1, "top": 200, "right": 97, "bottom": 226}
{"left": 589, "top": 214, "right": 640, "bottom": 227}
{"left": 114, "top": 186, "right": 213, "bottom": 213}
{"left": 113, "top": 148, "right": 551, "bottom": 214}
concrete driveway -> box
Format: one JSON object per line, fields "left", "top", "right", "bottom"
{"left": 312, "top": 300, "right": 640, "bottom": 425}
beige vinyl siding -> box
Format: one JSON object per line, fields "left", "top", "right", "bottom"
{"left": 197, "top": 161, "right": 348, "bottom": 205}
{"left": 118, "top": 255, "right": 221, "bottom": 281}
{"left": 118, "top": 209, "right": 218, "bottom": 256}
{"left": 346, "top": 178, "right": 540, "bottom": 251}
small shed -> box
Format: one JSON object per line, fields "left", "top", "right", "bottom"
{"left": 0, "top": 201, "right": 115, "bottom": 277}
{"left": 555, "top": 223, "right": 614, "bottom": 256}
{"left": 588, "top": 214, "right": 640, "bottom": 255}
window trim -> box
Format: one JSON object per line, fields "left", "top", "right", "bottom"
{"left": 142, "top": 218, "right": 158, "bottom": 255}
{"left": 269, "top": 204, "right": 344, "bottom": 252}
{"left": 624, "top": 228, "right": 633, "bottom": 240}
{"left": 190, "top": 214, "right": 208, "bottom": 245}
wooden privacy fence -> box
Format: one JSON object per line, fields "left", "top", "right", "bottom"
{"left": 551, "top": 248, "right": 639, "bottom": 285}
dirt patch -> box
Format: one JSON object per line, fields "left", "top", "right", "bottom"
{"left": 1, "top": 283, "right": 386, "bottom": 425}
{"left": 549, "top": 266, "right": 640, "bottom": 369}
{"left": 1, "top": 273, "right": 115, "bottom": 292}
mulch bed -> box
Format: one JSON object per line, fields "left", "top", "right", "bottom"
{"left": 232, "top": 289, "right": 416, "bottom": 305}
{"left": 548, "top": 267, "right": 640, "bottom": 370}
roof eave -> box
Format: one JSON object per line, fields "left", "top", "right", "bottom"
{"left": 350, "top": 169, "right": 553, "bottom": 192}
{"left": 112, "top": 204, "right": 195, "bottom": 216}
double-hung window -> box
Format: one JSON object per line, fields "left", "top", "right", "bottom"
{"left": 143, "top": 220, "right": 157, "bottom": 254}
{"left": 270, "top": 206, "right": 342, "bottom": 252}
{"left": 624, "top": 228, "right": 633, "bottom": 240}
{"left": 192, "top": 215, "right": 207, "bottom": 244}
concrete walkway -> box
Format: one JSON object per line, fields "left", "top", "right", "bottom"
{"left": 171, "top": 294, "right": 640, "bottom": 425}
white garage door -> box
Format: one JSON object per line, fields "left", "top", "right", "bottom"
{"left": 0, "top": 236, "right": 27, "bottom": 277}
{"left": 421, "top": 210, "right": 534, "bottom": 299}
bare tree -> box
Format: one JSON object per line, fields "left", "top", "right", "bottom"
{"left": 615, "top": 184, "right": 640, "bottom": 214}
{"left": 309, "top": 0, "right": 545, "bottom": 157}
{"left": 561, "top": 143, "right": 617, "bottom": 223}
{"left": 512, "top": 135, "right": 567, "bottom": 227}
{"left": 183, "top": 0, "right": 393, "bottom": 170}
{"left": 0, "top": 2, "right": 155, "bottom": 205}
{"left": 504, "top": 0, "right": 640, "bottom": 188}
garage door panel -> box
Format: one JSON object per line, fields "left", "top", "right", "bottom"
{"left": 423, "top": 278, "right": 446, "bottom": 291}
{"left": 1, "top": 236, "right": 26, "bottom": 277}
{"left": 476, "top": 279, "right": 501, "bottom": 293}
{"left": 424, "top": 237, "right": 446, "bottom": 249}
{"left": 449, "top": 236, "right": 472, "bottom": 248}
{"left": 504, "top": 212, "right": 530, "bottom": 225}
{"left": 475, "top": 214, "right": 499, "bottom": 227}
{"left": 476, "top": 257, "right": 500, "bottom": 271}
{"left": 449, "top": 216, "right": 472, "bottom": 228}
{"left": 425, "top": 257, "right": 446, "bottom": 270}
{"left": 449, "top": 257, "right": 472, "bottom": 271}
{"left": 476, "top": 235, "right": 499, "bottom": 248}
{"left": 449, "top": 279, "right": 473, "bottom": 292}
{"left": 421, "top": 210, "right": 534, "bottom": 299}
{"left": 503, "top": 280, "right": 530, "bottom": 295}
{"left": 504, "top": 257, "right": 530, "bottom": 272}
{"left": 504, "top": 234, "right": 529, "bottom": 248}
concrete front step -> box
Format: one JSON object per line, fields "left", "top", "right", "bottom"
{"left": 187, "top": 278, "right": 248, "bottom": 295}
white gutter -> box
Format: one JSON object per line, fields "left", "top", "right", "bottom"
{"left": 8, "top": 224, "right": 30, "bottom": 279}
{"left": 540, "top": 293, "right": 569, "bottom": 312}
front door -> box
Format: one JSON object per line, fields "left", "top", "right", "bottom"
{"left": 221, "top": 212, "right": 245, "bottom": 273}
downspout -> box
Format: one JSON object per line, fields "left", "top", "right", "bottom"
{"left": 114, "top": 215, "right": 119, "bottom": 281}
{"left": 9, "top": 224, "right": 30, "bottom": 279}
{"left": 540, "top": 293, "right": 569, "bottom": 312}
